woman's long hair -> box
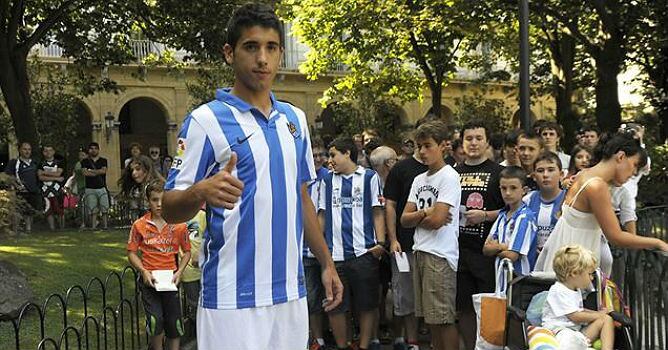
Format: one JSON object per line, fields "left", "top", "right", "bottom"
{"left": 117, "top": 155, "right": 164, "bottom": 199}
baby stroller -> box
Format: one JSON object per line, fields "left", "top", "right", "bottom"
{"left": 502, "top": 265, "right": 634, "bottom": 350}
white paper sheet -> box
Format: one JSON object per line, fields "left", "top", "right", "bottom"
{"left": 459, "top": 205, "right": 468, "bottom": 227}
{"left": 152, "top": 270, "right": 178, "bottom": 292}
{"left": 394, "top": 252, "right": 410, "bottom": 272}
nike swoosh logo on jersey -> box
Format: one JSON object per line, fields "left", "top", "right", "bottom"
{"left": 236, "top": 133, "right": 253, "bottom": 144}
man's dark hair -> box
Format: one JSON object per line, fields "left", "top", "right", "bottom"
{"left": 504, "top": 129, "right": 522, "bottom": 147}
{"left": 539, "top": 121, "right": 563, "bottom": 138}
{"left": 415, "top": 120, "right": 449, "bottom": 144}
{"left": 311, "top": 138, "right": 325, "bottom": 149}
{"left": 88, "top": 142, "right": 100, "bottom": 149}
{"left": 460, "top": 119, "right": 490, "bottom": 141}
{"left": 451, "top": 138, "right": 462, "bottom": 151}
{"left": 226, "top": 3, "right": 284, "bottom": 49}
{"left": 581, "top": 125, "right": 600, "bottom": 134}
{"left": 329, "top": 137, "right": 358, "bottom": 163}
{"left": 534, "top": 151, "right": 563, "bottom": 170}
{"left": 500, "top": 166, "right": 527, "bottom": 186}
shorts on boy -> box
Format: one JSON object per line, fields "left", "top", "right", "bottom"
{"left": 413, "top": 251, "right": 457, "bottom": 325}
{"left": 46, "top": 195, "right": 64, "bottom": 216}
{"left": 304, "top": 257, "right": 324, "bottom": 314}
{"left": 84, "top": 188, "right": 109, "bottom": 214}
{"left": 329, "top": 253, "right": 380, "bottom": 314}
{"left": 391, "top": 251, "right": 415, "bottom": 316}
{"left": 139, "top": 281, "right": 184, "bottom": 339}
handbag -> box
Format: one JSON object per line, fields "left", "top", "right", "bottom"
{"left": 472, "top": 258, "right": 512, "bottom": 349}
{"left": 63, "top": 194, "right": 78, "bottom": 209}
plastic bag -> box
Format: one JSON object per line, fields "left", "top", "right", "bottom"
{"left": 526, "top": 291, "right": 549, "bottom": 326}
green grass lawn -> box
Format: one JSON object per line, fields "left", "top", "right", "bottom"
{"left": 0, "top": 228, "right": 145, "bottom": 350}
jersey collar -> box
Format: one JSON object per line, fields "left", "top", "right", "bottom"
{"left": 215, "top": 88, "right": 278, "bottom": 114}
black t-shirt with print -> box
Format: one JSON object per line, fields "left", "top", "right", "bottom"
{"left": 384, "top": 157, "right": 429, "bottom": 252}
{"left": 80, "top": 157, "right": 108, "bottom": 189}
{"left": 455, "top": 159, "right": 505, "bottom": 252}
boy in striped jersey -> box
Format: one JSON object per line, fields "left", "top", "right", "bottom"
{"left": 523, "top": 152, "right": 566, "bottom": 254}
{"left": 483, "top": 166, "right": 538, "bottom": 284}
{"left": 401, "top": 121, "right": 461, "bottom": 350}
{"left": 161, "top": 4, "right": 342, "bottom": 350}
{"left": 319, "top": 137, "right": 386, "bottom": 350}
{"left": 304, "top": 138, "right": 330, "bottom": 350}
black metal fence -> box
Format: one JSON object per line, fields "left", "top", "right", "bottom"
{"left": 613, "top": 205, "right": 668, "bottom": 350}
{"left": 1, "top": 267, "right": 145, "bottom": 350}
{"left": 2, "top": 206, "right": 667, "bottom": 350}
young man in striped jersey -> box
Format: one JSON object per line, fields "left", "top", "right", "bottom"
{"left": 523, "top": 152, "right": 566, "bottom": 254}
{"left": 161, "top": 4, "right": 342, "bottom": 350}
{"left": 483, "top": 166, "right": 538, "bottom": 286}
{"left": 319, "top": 137, "right": 386, "bottom": 350}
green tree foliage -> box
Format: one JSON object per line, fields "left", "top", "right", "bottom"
{"left": 631, "top": 0, "right": 668, "bottom": 141}
{"left": 321, "top": 99, "right": 405, "bottom": 145}
{"left": 0, "top": 0, "right": 149, "bottom": 147}
{"left": 453, "top": 91, "right": 513, "bottom": 135}
{"left": 0, "top": 59, "right": 95, "bottom": 166}
{"left": 532, "top": 0, "right": 646, "bottom": 133}
{"left": 279, "top": 0, "right": 488, "bottom": 119}
{"left": 185, "top": 63, "right": 235, "bottom": 109}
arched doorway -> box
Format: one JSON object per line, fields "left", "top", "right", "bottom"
{"left": 118, "top": 97, "right": 168, "bottom": 167}
{"left": 424, "top": 104, "right": 454, "bottom": 125}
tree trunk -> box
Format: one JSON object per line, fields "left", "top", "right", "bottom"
{"left": 549, "top": 32, "right": 578, "bottom": 151}
{"left": 0, "top": 48, "right": 38, "bottom": 147}
{"left": 593, "top": 49, "right": 623, "bottom": 134}
{"left": 431, "top": 83, "right": 442, "bottom": 121}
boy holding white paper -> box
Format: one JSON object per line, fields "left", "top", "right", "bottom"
{"left": 127, "top": 180, "right": 191, "bottom": 350}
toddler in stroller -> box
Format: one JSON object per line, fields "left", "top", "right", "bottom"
{"left": 504, "top": 245, "right": 633, "bottom": 349}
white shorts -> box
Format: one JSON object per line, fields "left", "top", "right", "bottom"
{"left": 197, "top": 297, "right": 308, "bottom": 350}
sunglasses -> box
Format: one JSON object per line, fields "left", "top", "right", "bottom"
{"left": 150, "top": 151, "right": 159, "bottom": 155}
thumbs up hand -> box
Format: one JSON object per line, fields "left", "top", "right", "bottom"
{"left": 199, "top": 152, "right": 244, "bottom": 209}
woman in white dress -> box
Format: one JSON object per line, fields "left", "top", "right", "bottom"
{"left": 535, "top": 133, "right": 668, "bottom": 272}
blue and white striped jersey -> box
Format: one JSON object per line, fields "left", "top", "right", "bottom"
{"left": 303, "top": 166, "right": 329, "bottom": 258}
{"left": 523, "top": 190, "right": 565, "bottom": 252}
{"left": 319, "top": 166, "right": 383, "bottom": 262}
{"left": 489, "top": 203, "right": 538, "bottom": 277}
{"left": 165, "top": 89, "right": 316, "bottom": 310}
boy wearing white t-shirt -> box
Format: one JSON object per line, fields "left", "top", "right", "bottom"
{"left": 401, "top": 121, "right": 461, "bottom": 350}
{"left": 542, "top": 245, "right": 614, "bottom": 349}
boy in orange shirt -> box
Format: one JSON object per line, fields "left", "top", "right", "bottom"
{"left": 127, "top": 180, "right": 191, "bottom": 350}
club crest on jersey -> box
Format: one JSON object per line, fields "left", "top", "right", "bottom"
{"left": 177, "top": 138, "right": 186, "bottom": 157}
{"left": 287, "top": 121, "right": 299, "bottom": 138}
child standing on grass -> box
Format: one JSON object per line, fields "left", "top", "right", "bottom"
{"left": 127, "top": 180, "right": 191, "bottom": 350}
{"left": 542, "top": 245, "right": 614, "bottom": 349}
{"left": 483, "top": 166, "right": 538, "bottom": 284}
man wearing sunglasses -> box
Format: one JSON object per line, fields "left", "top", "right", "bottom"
{"left": 148, "top": 145, "right": 164, "bottom": 175}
